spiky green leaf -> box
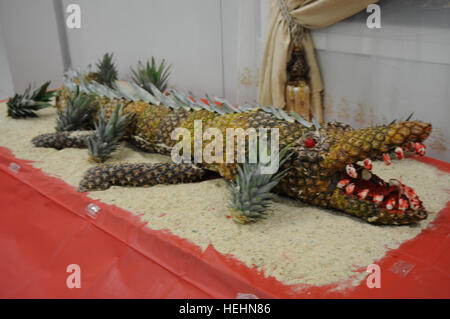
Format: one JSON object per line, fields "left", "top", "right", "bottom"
{"left": 130, "top": 57, "right": 171, "bottom": 93}
{"left": 93, "top": 53, "right": 118, "bottom": 88}
{"left": 88, "top": 103, "right": 133, "bottom": 162}
{"left": 56, "top": 86, "right": 96, "bottom": 131}
{"left": 229, "top": 145, "right": 292, "bottom": 223}
{"left": 7, "top": 81, "right": 55, "bottom": 118}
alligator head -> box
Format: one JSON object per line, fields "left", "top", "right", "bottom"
{"left": 280, "top": 121, "right": 432, "bottom": 225}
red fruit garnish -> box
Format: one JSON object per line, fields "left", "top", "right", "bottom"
{"left": 363, "top": 158, "right": 373, "bottom": 170}
{"left": 395, "top": 147, "right": 404, "bottom": 160}
{"left": 414, "top": 142, "right": 426, "bottom": 156}
{"left": 304, "top": 138, "right": 315, "bottom": 148}
{"left": 383, "top": 153, "right": 391, "bottom": 165}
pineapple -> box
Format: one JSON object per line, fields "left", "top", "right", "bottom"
{"left": 229, "top": 145, "right": 292, "bottom": 224}
{"left": 32, "top": 72, "right": 434, "bottom": 225}
{"left": 88, "top": 103, "right": 133, "bottom": 163}
{"left": 91, "top": 53, "right": 118, "bottom": 88}
{"left": 32, "top": 131, "right": 92, "bottom": 150}
{"left": 56, "top": 86, "right": 96, "bottom": 131}
{"left": 7, "top": 81, "right": 55, "bottom": 118}
{"left": 131, "top": 57, "right": 171, "bottom": 93}
{"left": 78, "top": 162, "right": 206, "bottom": 192}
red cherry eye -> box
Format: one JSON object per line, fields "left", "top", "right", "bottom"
{"left": 304, "top": 138, "right": 315, "bottom": 148}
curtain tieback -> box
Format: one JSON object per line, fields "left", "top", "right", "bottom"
{"left": 278, "top": 0, "right": 304, "bottom": 46}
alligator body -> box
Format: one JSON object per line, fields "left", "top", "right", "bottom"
{"left": 32, "top": 70, "right": 433, "bottom": 225}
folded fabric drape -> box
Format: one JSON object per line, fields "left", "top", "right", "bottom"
{"left": 258, "top": 0, "right": 379, "bottom": 122}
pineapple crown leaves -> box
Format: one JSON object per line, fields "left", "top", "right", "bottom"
{"left": 229, "top": 144, "right": 293, "bottom": 223}
{"left": 7, "top": 81, "right": 55, "bottom": 118}
{"left": 94, "top": 53, "right": 118, "bottom": 88}
{"left": 88, "top": 103, "right": 134, "bottom": 163}
{"left": 388, "top": 112, "right": 414, "bottom": 126}
{"left": 56, "top": 86, "right": 96, "bottom": 131}
{"left": 130, "top": 57, "right": 172, "bottom": 93}
{"left": 64, "top": 67, "right": 317, "bottom": 128}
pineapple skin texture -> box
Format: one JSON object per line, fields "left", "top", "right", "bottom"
{"left": 78, "top": 163, "right": 205, "bottom": 192}
{"left": 51, "top": 87, "right": 433, "bottom": 225}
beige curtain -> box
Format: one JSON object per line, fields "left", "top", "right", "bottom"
{"left": 258, "top": 0, "right": 379, "bottom": 122}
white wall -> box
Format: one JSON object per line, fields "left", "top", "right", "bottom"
{"left": 0, "top": 0, "right": 64, "bottom": 92}
{"left": 0, "top": 21, "right": 14, "bottom": 100}
{"left": 0, "top": 0, "right": 448, "bottom": 161}
{"left": 62, "top": 0, "right": 226, "bottom": 98}
{"left": 60, "top": 0, "right": 267, "bottom": 103}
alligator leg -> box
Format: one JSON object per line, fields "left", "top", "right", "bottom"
{"left": 32, "top": 132, "right": 172, "bottom": 156}
{"left": 78, "top": 162, "right": 210, "bottom": 192}
{"left": 32, "top": 131, "right": 93, "bottom": 150}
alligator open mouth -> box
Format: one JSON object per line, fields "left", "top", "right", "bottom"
{"left": 333, "top": 142, "right": 428, "bottom": 224}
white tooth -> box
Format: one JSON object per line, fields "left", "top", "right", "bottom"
{"left": 345, "top": 183, "right": 355, "bottom": 194}
{"left": 358, "top": 189, "right": 369, "bottom": 199}
{"left": 363, "top": 159, "right": 373, "bottom": 171}
{"left": 346, "top": 164, "right": 357, "bottom": 178}
{"left": 373, "top": 194, "right": 384, "bottom": 204}
{"left": 399, "top": 198, "right": 409, "bottom": 211}
{"left": 383, "top": 153, "right": 391, "bottom": 165}
{"left": 410, "top": 198, "right": 420, "bottom": 210}
{"left": 388, "top": 179, "right": 400, "bottom": 187}
{"left": 395, "top": 147, "right": 404, "bottom": 160}
{"left": 386, "top": 202, "right": 394, "bottom": 210}
{"left": 361, "top": 169, "right": 372, "bottom": 180}
{"left": 414, "top": 142, "right": 426, "bottom": 156}
{"left": 386, "top": 198, "right": 396, "bottom": 210}
{"left": 337, "top": 179, "right": 350, "bottom": 189}
{"left": 404, "top": 187, "right": 417, "bottom": 201}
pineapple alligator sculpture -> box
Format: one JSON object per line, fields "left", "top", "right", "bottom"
{"left": 31, "top": 68, "right": 432, "bottom": 226}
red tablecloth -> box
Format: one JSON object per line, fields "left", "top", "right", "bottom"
{"left": 0, "top": 144, "right": 449, "bottom": 298}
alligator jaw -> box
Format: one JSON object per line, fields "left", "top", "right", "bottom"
{"left": 320, "top": 121, "right": 432, "bottom": 225}
{"left": 329, "top": 163, "right": 428, "bottom": 225}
